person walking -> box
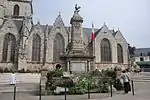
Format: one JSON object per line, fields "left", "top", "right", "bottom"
{"left": 121, "top": 70, "right": 131, "bottom": 94}
{"left": 10, "top": 72, "right": 16, "bottom": 85}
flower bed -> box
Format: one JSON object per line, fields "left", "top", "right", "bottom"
{"left": 45, "top": 68, "right": 123, "bottom": 95}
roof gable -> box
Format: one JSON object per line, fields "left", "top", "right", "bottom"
{"left": 114, "top": 29, "right": 127, "bottom": 43}
{"left": 53, "top": 14, "right": 66, "bottom": 29}
{"left": 0, "top": 16, "right": 19, "bottom": 33}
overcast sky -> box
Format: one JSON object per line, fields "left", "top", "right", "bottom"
{"left": 33, "top": 0, "right": 150, "bottom": 48}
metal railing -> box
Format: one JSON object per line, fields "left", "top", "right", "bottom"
{"left": 9, "top": 79, "right": 137, "bottom": 100}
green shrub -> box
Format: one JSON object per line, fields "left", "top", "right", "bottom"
{"left": 46, "top": 69, "right": 118, "bottom": 95}
{"left": 47, "top": 69, "right": 63, "bottom": 78}
{"left": 46, "top": 69, "right": 74, "bottom": 94}
{"left": 68, "top": 74, "right": 110, "bottom": 94}
{"left": 89, "top": 69, "right": 102, "bottom": 76}
{"left": 52, "top": 69, "right": 63, "bottom": 77}
{"left": 102, "top": 69, "right": 116, "bottom": 79}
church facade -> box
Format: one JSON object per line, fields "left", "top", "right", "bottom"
{"left": 0, "top": 0, "right": 129, "bottom": 72}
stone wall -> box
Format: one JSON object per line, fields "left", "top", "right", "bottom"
{"left": 26, "top": 62, "right": 66, "bottom": 71}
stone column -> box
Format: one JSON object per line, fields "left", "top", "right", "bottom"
{"left": 40, "top": 70, "right": 48, "bottom": 95}
{"left": 69, "top": 8, "right": 85, "bottom": 54}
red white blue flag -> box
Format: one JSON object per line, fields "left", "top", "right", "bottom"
{"left": 91, "top": 23, "right": 95, "bottom": 41}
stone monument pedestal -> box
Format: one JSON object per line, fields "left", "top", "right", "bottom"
{"left": 61, "top": 54, "right": 94, "bottom": 73}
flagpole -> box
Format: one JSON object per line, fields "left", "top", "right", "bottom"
{"left": 91, "top": 22, "right": 96, "bottom": 70}
{"left": 92, "top": 37, "right": 94, "bottom": 56}
{"left": 92, "top": 23, "right": 95, "bottom": 57}
{"left": 93, "top": 37, "right": 95, "bottom": 56}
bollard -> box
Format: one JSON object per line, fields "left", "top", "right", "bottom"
{"left": 65, "top": 87, "right": 67, "bottom": 100}
{"left": 110, "top": 80, "right": 112, "bottom": 97}
{"left": 13, "top": 86, "right": 16, "bottom": 100}
{"left": 131, "top": 80, "right": 135, "bottom": 96}
{"left": 39, "top": 85, "right": 41, "bottom": 100}
{"left": 64, "top": 79, "right": 67, "bottom": 100}
{"left": 88, "top": 81, "right": 90, "bottom": 99}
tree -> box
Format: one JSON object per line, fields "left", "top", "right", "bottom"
{"left": 148, "top": 52, "right": 150, "bottom": 56}
{"left": 128, "top": 44, "right": 136, "bottom": 70}
{"left": 128, "top": 44, "right": 136, "bottom": 56}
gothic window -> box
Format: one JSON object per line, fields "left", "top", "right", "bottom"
{"left": 13, "top": 4, "right": 20, "bottom": 16}
{"left": 2, "top": 33, "right": 16, "bottom": 62}
{"left": 32, "top": 34, "right": 41, "bottom": 62}
{"left": 101, "top": 38, "right": 112, "bottom": 62}
{"left": 53, "top": 33, "right": 65, "bottom": 63}
{"left": 117, "top": 44, "right": 124, "bottom": 63}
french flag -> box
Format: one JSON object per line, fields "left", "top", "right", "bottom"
{"left": 91, "top": 23, "right": 95, "bottom": 41}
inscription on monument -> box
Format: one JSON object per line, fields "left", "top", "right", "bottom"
{"left": 71, "top": 62, "right": 86, "bottom": 72}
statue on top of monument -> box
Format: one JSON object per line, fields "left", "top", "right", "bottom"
{"left": 75, "top": 4, "right": 81, "bottom": 12}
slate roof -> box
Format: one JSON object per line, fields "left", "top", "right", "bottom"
{"left": 83, "top": 28, "right": 98, "bottom": 38}
{"left": 39, "top": 25, "right": 98, "bottom": 43}
{"left": 134, "top": 48, "right": 150, "bottom": 57}
{"left": 1, "top": 20, "right": 117, "bottom": 43}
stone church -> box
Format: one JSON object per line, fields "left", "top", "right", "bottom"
{"left": 0, "top": 0, "right": 129, "bottom": 72}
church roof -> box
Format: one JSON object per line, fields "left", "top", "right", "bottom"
{"left": 1, "top": 19, "right": 119, "bottom": 44}
{"left": 82, "top": 28, "right": 98, "bottom": 42}
{"left": 36, "top": 24, "right": 98, "bottom": 43}
{"left": 0, "top": 19, "right": 23, "bottom": 32}
{"left": 40, "top": 25, "right": 53, "bottom": 33}
{"left": 134, "top": 48, "right": 150, "bottom": 57}
{"left": 94, "top": 27, "right": 103, "bottom": 37}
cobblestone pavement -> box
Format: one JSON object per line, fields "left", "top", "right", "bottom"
{"left": 0, "top": 92, "right": 110, "bottom": 100}
{"left": 0, "top": 83, "right": 111, "bottom": 100}
{"left": 101, "top": 90, "right": 150, "bottom": 100}
{"left": 101, "top": 80, "right": 150, "bottom": 100}
{"left": 0, "top": 73, "right": 150, "bottom": 100}
{"left": 0, "top": 83, "right": 39, "bottom": 93}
